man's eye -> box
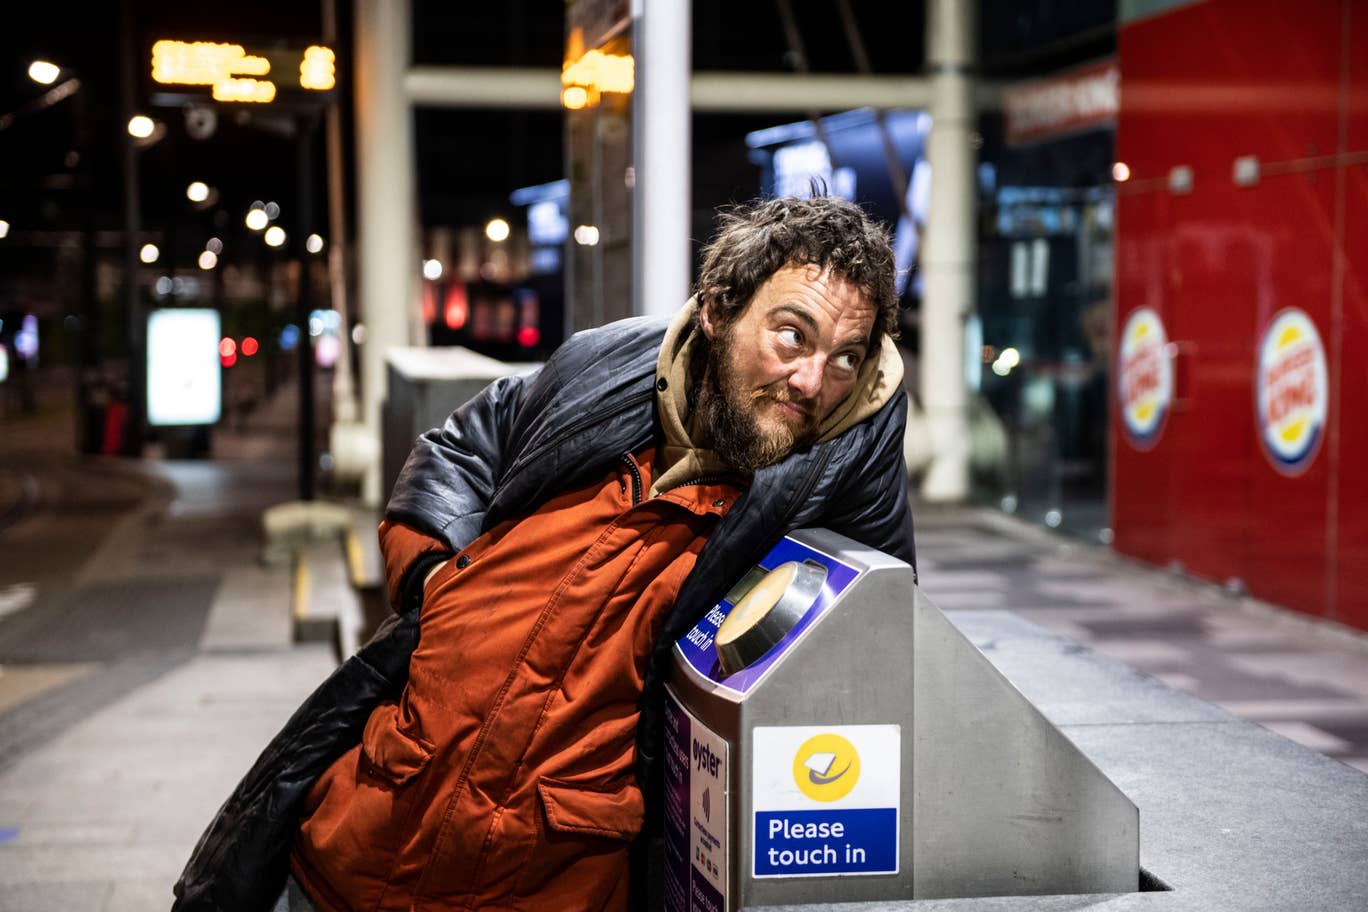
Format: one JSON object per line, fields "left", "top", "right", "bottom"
{"left": 777, "top": 327, "right": 802, "bottom": 347}
{"left": 833, "top": 353, "right": 861, "bottom": 372}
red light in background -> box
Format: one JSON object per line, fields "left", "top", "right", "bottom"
{"left": 241, "top": 336, "right": 259, "bottom": 357}
{"left": 221, "top": 351, "right": 237, "bottom": 368}
{"left": 515, "top": 289, "right": 540, "bottom": 349}
{"left": 219, "top": 337, "right": 236, "bottom": 358}
{"left": 444, "top": 282, "right": 469, "bottom": 330}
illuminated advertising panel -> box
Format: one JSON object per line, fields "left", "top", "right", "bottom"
{"left": 149, "top": 40, "right": 335, "bottom": 105}
{"left": 1003, "top": 59, "right": 1119, "bottom": 147}
{"left": 147, "top": 308, "right": 222, "bottom": 426}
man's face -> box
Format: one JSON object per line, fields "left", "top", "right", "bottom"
{"left": 699, "top": 263, "right": 876, "bottom": 470}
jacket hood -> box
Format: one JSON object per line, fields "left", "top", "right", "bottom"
{"left": 652, "top": 297, "right": 904, "bottom": 495}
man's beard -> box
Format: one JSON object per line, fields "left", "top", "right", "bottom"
{"left": 696, "top": 329, "right": 820, "bottom": 472}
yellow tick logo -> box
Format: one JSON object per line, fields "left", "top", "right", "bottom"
{"left": 793, "top": 733, "right": 860, "bottom": 802}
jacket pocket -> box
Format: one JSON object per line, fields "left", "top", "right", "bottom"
{"left": 536, "top": 777, "right": 644, "bottom": 840}
{"left": 360, "top": 700, "right": 433, "bottom": 787}
{"left": 513, "top": 778, "right": 642, "bottom": 904}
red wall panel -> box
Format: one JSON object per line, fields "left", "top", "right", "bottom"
{"left": 1163, "top": 182, "right": 1257, "bottom": 586}
{"left": 1110, "top": 190, "right": 1177, "bottom": 564}
{"left": 1334, "top": 0, "right": 1368, "bottom": 628}
{"left": 1336, "top": 171, "right": 1368, "bottom": 628}
{"left": 1118, "top": 0, "right": 1340, "bottom": 184}
{"left": 1113, "top": 0, "right": 1361, "bottom": 628}
{"left": 1237, "top": 172, "right": 1335, "bottom": 614}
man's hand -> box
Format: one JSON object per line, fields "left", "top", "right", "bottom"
{"left": 424, "top": 559, "right": 450, "bottom": 590}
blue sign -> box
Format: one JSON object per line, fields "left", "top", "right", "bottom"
{"left": 664, "top": 691, "right": 729, "bottom": 912}
{"left": 754, "top": 809, "right": 897, "bottom": 876}
{"left": 675, "top": 537, "right": 861, "bottom": 694}
{"left": 752, "top": 724, "right": 902, "bottom": 879}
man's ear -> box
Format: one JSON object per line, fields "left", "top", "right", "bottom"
{"left": 699, "top": 298, "right": 717, "bottom": 340}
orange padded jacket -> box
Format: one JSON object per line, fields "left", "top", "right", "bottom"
{"left": 290, "top": 447, "right": 738, "bottom": 912}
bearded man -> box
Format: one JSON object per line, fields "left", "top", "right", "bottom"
{"left": 174, "top": 195, "right": 915, "bottom": 912}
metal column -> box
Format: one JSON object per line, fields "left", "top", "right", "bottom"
{"left": 920, "top": 0, "right": 976, "bottom": 502}
{"left": 354, "top": 0, "right": 418, "bottom": 505}
{"left": 632, "top": 0, "right": 692, "bottom": 319}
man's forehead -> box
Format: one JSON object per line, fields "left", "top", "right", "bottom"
{"left": 751, "top": 264, "right": 876, "bottom": 339}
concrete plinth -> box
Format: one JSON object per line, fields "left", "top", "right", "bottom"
{"left": 749, "top": 610, "right": 1368, "bottom": 911}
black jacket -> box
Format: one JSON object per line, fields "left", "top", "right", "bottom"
{"left": 173, "top": 316, "right": 915, "bottom": 912}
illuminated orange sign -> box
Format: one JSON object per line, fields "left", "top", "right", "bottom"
{"left": 561, "top": 27, "right": 633, "bottom": 110}
{"left": 300, "top": 46, "right": 336, "bottom": 91}
{"left": 151, "top": 39, "right": 335, "bottom": 103}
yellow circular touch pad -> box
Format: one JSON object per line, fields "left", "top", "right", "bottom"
{"left": 716, "top": 563, "right": 798, "bottom": 649}
{"left": 713, "top": 561, "right": 826, "bottom": 676}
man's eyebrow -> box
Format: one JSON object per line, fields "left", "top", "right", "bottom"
{"left": 771, "top": 303, "right": 819, "bottom": 333}
{"left": 771, "top": 303, "right": 871, "bottom": 353}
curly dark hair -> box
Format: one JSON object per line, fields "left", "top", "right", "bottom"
{"left": 694, "top": 195, "right": 899, "bottom": 347}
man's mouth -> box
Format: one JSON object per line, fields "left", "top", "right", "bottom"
{"left": 774, "top": 400, "right": 810, "bottom": 423}
{"left": 753, "top": 390, "right": 812, "bottom": 425}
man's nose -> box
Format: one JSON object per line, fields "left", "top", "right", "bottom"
{"left": 787, "top": 356, "right": 824, "bottom": 402}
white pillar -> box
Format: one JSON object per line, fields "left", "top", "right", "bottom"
{"left": 919, "top": 0, "right": 976, "bottom": 502}
{"left": 632, "top": 0, "right": 692, "bottom": 318}
{"left": 355, "top": 0, "right": 418, "bottom": 505}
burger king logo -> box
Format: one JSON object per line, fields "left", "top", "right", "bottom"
{"left": 1256, "top": 308, "right": 1327, "bottom": 475}
{"left": 1118, "top": 308, "right": 1173, "bottom": 449}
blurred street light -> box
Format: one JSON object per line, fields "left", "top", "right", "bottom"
{"left": 198, "top": 250, "right": 218, "bottom": 270}
{"left": 264, "top": 225, "right": 286, "bottom": 247}
{"left": 139, "top": 243, "right": 160, "bottom": 264}
{"left": 1112, "top": 162, "right": 1131, "bottom": 182}
{"left": 574, "top": 224, "right": 600, "bottom": 246}
{"left": 206, "top": 237, "right": 223, "bottom": 254}
{"left": 186, "top": 181, "right": 210, "bottom": 202}
{"left": 127, "top": 115, "right": 155, "bottom": 138}
{"left": 306, "top": 233, "right": 324, "bottom": 254}
{"left": 28, "top": 61, "right": 60, "bottom": 85}
{"left": 485, "top": 218, "right": 510, "bottom": 242}
{"left": 245, "top": 208, "right": 269, "bottom": 231}
{"left": 561, "top": 86, "right": 589, "bottom": 110}
{"left": 422, "top": 258, "right": 443, "bottom": 280}
{"left": 0, "top": 220, "right": 9, "bottom": 239}
{"left": 265, "top": 201, "right": 281, "bottom": 220}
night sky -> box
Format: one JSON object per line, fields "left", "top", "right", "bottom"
{"left": 1, "top": 1, "right": 1110, "bottom": 250}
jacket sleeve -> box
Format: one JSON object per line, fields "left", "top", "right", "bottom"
{"left": 820, "top": 387, "right": 918, "bottom": 576}
{"left": 378, "top": 520, "right": 452, "bottom": 617}
{"left": 172, "top": 371, "right": 540, "bottom": 912}
{"left": 172, "top": 613, "right": 420, "bottom": 912}
{"left": 382, "top": 369, "right": 539, "bottom": 606}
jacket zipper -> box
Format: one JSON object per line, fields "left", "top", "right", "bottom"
{"left": 620, "top": 454, "right": 643, "bottom": 505}
{"left": 502, "top": 386, "right": 655, "bottom": 485}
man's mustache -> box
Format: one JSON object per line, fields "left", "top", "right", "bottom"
{"left": 751, "top": 382, "right": 815, "bottom": 422}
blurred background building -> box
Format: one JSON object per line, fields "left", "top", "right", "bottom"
{"left": 0, "top": 0, "right": 1364, "bottom": 632}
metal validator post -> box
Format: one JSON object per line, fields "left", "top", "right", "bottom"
{"left": 663, "top": 529, "right": 1138, "bottom": 910}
